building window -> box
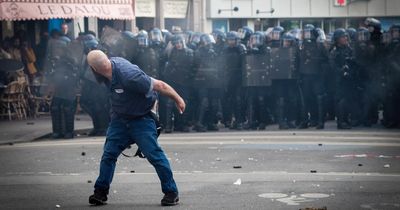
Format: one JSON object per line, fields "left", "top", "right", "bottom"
{"left": 212, "top": 19, "right": 228, "bottom": 33}
{"left": 280, "top": 19, "right": 301, "bottom": 30}
{"left": 302, "top": 19, "right": 322, "bottom": 28}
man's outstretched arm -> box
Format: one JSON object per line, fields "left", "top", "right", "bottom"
{"left": 151, "top": 78, "right": 186, "bottom": 114}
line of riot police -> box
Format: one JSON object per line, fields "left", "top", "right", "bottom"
{"left": 44, "top": 18, "right": 400, "bottom": 138}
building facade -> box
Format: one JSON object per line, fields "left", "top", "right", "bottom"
{"left": 205, "top": 0, "right": 400, "bottom": 33}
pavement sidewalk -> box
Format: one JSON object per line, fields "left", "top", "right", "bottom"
{"left": 0, "top": 114, "right": 399, "bottom": 145}
{"left": 0, "top": 114, "right": 93, "bottom": 145}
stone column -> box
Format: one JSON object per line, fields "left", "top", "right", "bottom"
{"left": 155, "top": 0, "right": 165, "bottom": 29}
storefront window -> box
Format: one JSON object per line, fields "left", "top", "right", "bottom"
{"left": 280, "top": 19, "right": 300, "bottom": 30}
{"left": 302, "top": 19, "right": 322, "bottom": 28}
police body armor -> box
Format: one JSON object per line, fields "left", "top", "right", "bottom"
{"left": 193, "top": 47, "right": 222, "bottom": 88}
{"left": 223, "top": 44, "right": 246, "bottom": 85}
{"left": 164, "top": 48, "right": 194, "bottom": 86}
{"left": 135, "top": 47, "right": 159, "bottom": 78}
{"left": 269, "top": 47, "right": 297, "bottom": 79}
{"left": 298, "top": 42, "right": 324, "bottom": 75}
{"left": 242, "top": 52, "right": 271, "bottom": 87}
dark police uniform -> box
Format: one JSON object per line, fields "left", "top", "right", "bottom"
{"left": 93, "top": 57, "right": 178, "bottom": 197}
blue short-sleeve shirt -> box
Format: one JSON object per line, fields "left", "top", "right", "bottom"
{"left": 109, "top": 57, "right": 157, "bottom": 119}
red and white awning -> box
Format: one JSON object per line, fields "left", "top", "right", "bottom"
{"left": 0, "top": 0, "right": 135, "bottom": 21}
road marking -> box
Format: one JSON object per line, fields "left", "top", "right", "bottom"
{"left": 2, "top": 138, "right": 400, "bottom": 149}
{"left": 258, "top": 193, "right": 330, "bottom": 206}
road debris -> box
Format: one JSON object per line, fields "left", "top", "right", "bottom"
{"left": 81, "top": 152, "right": 86, "bottom": 156}
{"left": 310, "top": 170, "right": 317, "bottom": 173}
{"left": 216, "top": 157, "right": 221, "bottom": 161}
{"left": 87, "top": 180, "right": 92, "bottom": 183}
{"left": 384, "top": 164, "right": 390, "bottom": 168}
{"left": 233, "top": 178, "right": 241, "bottom": 185}
{"left": 233, "top": 165, "right": 242, "bottom": 169}
{"left": 130, "top": 170, "right": 135, "bottom": 173}
{"left": 299, "top": 207, "right": 327, "bottom": 210}
{"left": 55, "top": 204, "right": 61, "bottom": 208}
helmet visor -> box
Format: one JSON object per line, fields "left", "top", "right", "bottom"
{"left": 271, "top": 31, "right": 281, "bottom": 41}
{"left": 150, "top": 31, "right": 162, "bottom": 42}
{"left": 138, "top": 37, "right": 148, "bottom": 47}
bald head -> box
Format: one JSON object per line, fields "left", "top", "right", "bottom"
{"left": 87, "top": 50, "right": 112, "bottom": 81}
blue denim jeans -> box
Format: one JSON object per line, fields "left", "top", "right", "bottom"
{"left": 94, "top": 114, "right": 178, "bottom": 194}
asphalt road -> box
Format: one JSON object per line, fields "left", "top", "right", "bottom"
{"left": 0, "top": 130, "right": 399, "bottom": 210}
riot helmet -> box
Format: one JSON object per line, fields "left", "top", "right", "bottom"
{"left": 333, "top": 28, "right": 348, "bottom": 46}
{"left": 364, "top": 18, "right": 382, "bottom": 33}
{"left": 282, "top": 33, "right": 295, "bottom": 48}
{"left": 346, "top": 28, "right": 357, "bottom": 43}
{"left": 238, "top": 26, "right": 254, "bottom": 41}
{"left": 271, "top": 26, "right": 284, "bottom": 41}
{"left": 171, "top": 34, "right": 186, "bottom": 50}
{"left": 303, "top": 24, "right": 317, "bottom": 41}
{"left": 136, "top": 30, "right": 149, "bottom": 47}
{"left": 249, "top": 31, "right": 265, "bottom": 49}
{"left": 226, "top": 31, "right": 240, "bottom": 47}
{"left": 316, "top": 28, "right": 326, "bottom": 43}
{"left": 149, "top": 28, "right": 163, "bottom": 45}
{"left": 357, "top": 27, "right": 370, "bottom": 42}
{"left": 199, "top": 34, "right": 216, "bottom": 47}
{"left": 212, "top": 29, "right": 226, "bottom": 44}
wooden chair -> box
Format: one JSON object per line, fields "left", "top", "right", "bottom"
{"left": 0, "top": 81, "right": 20, "bottom": 120}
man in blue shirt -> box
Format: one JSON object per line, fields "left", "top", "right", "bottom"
{"left": 87, "top": 50, "right": 185, "bottom": 206}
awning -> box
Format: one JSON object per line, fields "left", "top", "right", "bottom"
{"left": 0, "top": 0, "right": 135, "bottom": 21}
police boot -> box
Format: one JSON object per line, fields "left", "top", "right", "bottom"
{"left": 194, "top": 98, "right": 208, "bottom": 132}
{"left": 63, "top": 104, "right": 76, "bottom": 139}
{"left": 316, "top": 95, "right": 325, "bottom": 130}
{"left": 164, "top": 100, "right": 174, "bottom": 133}
{"left": 337, "top": 99, "right": 351, "bottom": 130}
{"left": 50, "top": 103, "right": 63, "bottom": 139}
{"left": 277, "top": 98, "right": 289, "bottom": 130}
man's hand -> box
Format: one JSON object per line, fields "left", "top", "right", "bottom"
{"left": 152, "top": 78, "right": 186, "bottom": 114}
{"left": 176, "top": 97, "right": 186, "bottom": 114}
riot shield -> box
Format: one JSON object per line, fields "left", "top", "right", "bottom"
{"left": 298, "top": 43, "right": 324, "bottom": 74}
{"left": 242, "top": 53, "right": 271, "bottom": 87}
{"left": 269, "top": 47, "right": 297, "bottom": 79}
{"left": 193, "top": 67, "right": 222, "bottom": 88}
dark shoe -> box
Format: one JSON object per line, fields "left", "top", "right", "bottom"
{"left": 279, "top": 123, "right": 289, "bottom": 130}
{"left": 297, "top": 122, "right": 308, "bottom": 129}
{"left": 316, "top": 124, "right": 325, "bottom": 130}
{"left": 64, "top": 132, "right": 74, "bottom": 139}
{"left": 88, "top": 129, "right": 106, "bottom": 137}
{"left": 175, "top": 125, "right": 190, "bottom": 132}
{"left": 207, "top": 124, "right": 219, "bottom": 131}
{"left": 258, "top": 123, "right": 266, "bottom": 130}
{"left": 337, "top": 122, "right": 351, "bottom": 129}
{"left": 89, "top": 189, "right": 108, "bottom": 206}
{"left": 51, "top": 133, "right": 63, "bottom": 139}
{"left": 161, "top": 192, "right": 179, "bottom": 206}
{"left": 194, "top": 124, "right": 207, "bottom": 132}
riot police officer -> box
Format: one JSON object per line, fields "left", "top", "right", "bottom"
{"left": 221, "top": 31, "right": 247, "bottom": 129}
{"left": 270, "top": 31, "right": 299, "bottom": 129}
{"left": 193, "top": 34, "right": 222, "bottom": 132}
{"left": 330, "top": 28, "right": 358, "bottom": 129}
{"left": 297, "top": 24, "right": 327, "bottom": 129}
{"left": 79, "top": 35, "right": 110, "bottom": 136}
{"left": 243, "top": 31, "right": 271, "bottom": 130}
{"left": 238, "top": 26, "right": 254, "bottom": 46}
{"left": 164, "top": 35, "right": 195, "bottom": 132}
{"left": 47, "top": 37, "right": 80, "bottom": 139}
{"left": 212, "top": 29, "right": 226, "bottom": 56}
{"left": 383, "top": 24, "right": 400, "bottom": 128}
{"left": 364, "top": 18, "right": 386, "bottom": 126}
{"left": 133, "top": 30, "right": 159, "bottom": 78}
